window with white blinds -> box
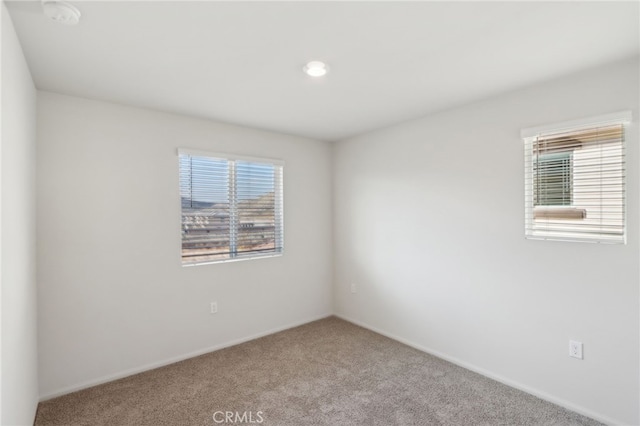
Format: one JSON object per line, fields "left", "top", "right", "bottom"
{"left": 179, "top": 150, "right": 284, "bottom": 265}
{"left": 522, "top": 112, "right": 630, "bottom": 243}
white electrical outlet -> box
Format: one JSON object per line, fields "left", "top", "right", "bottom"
{"left": 210, "top": 302, "right": 218, "bottom": 314}
{"left": 350, "top": 283, "right": 357, "bottom": 294}
{"left": 569, "top": 340, "right": 583, "bottom": 359}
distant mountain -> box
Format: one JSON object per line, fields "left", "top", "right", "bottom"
{"left": 182, "top": 192, "right": 276, "bottom": 211}
{"left": 181, "top": 198, "right": 217, "bottom": 209}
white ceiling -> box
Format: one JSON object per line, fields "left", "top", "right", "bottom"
{"left": 6, "top": 1, "right": 640, "bottom": 141}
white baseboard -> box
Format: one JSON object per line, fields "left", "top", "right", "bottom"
{"left": 39, "top": 311, "right": 628, "bottom": 425}
{"left": 39, "top": 312, "right": 332, "bottom": 401}
{"left": 333, "top": 313, "right": 624, "bottom": 426}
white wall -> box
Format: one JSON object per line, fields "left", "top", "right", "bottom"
{"left": 1, "top": 2, "right": 39, "bottom": 425}
{"left": 36, "top": 92, "right": 333, "bottom": 398}
{"left": 333, "top": 57, "right": 639, "bottom": 425}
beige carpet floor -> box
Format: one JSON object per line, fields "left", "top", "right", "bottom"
{"left": 35, "top": 317, "right": 603, "bottom": 426}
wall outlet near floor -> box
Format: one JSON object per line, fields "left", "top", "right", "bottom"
{"left": 350, "top": 283, "right": 357, "bottom": 294}
{"left": 210, "top": 302, "right": 218, "bottom": 314}
{"left": 569, "top": 340, "right": 583, "bottom": 359}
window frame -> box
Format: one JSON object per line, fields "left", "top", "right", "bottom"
{"left": 521, "top": 111, "right": 631, "bottom": 244}
{"left": 178, "top": 148, "right": 285, "bottom": 266}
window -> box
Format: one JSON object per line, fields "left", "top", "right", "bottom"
{"left": 179, "top": 150, "right": 284, "bottom": 265}
{"left": 523, "top": 111, "right": 630, "bottom": 243}
{"left": 534, "top": 152, "right": 573, "bottom": 207}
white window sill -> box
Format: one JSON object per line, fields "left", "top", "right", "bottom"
{"left": 182, "top": 252, "right": 283, "bottom": 267}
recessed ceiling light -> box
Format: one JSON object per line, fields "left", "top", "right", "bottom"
{"left": 42, "top": 1, "right": 81, "bottom": 26}
{"left": 303, "top": 61, "right": 329, "bottom": 77}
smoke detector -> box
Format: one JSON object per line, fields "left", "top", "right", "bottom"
{"left": 42, "top": 1, "right": 81, "bottom": 25}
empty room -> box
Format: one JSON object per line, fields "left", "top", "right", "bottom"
{"left": 1, "top": 1, "right": 639, "bottom": 425}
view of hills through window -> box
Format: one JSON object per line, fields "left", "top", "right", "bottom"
{"left": 179, "top": 154, "right": 283, "bottom": 264}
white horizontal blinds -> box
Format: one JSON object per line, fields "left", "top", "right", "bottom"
{"left": 235, "top": 160, "right": 283, "bottom": 257}
{"left": 180, "top": 154, "right": 231, "bottom": 263}
{"left": 524, "top": 122, "right": 626, "bottom": 243}
{"left": 179, "top": 152, "right": 283, "bottom": 265}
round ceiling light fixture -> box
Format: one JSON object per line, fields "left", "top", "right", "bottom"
{"left": 42, "top": 1, "right": 81, "bottom": 25}
{"left": 303, "top": 61, "right": 329, "bottom": 77}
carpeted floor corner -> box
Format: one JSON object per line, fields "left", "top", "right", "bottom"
{"left": 35, "top": 317, "right": 603, "bottom": 426}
